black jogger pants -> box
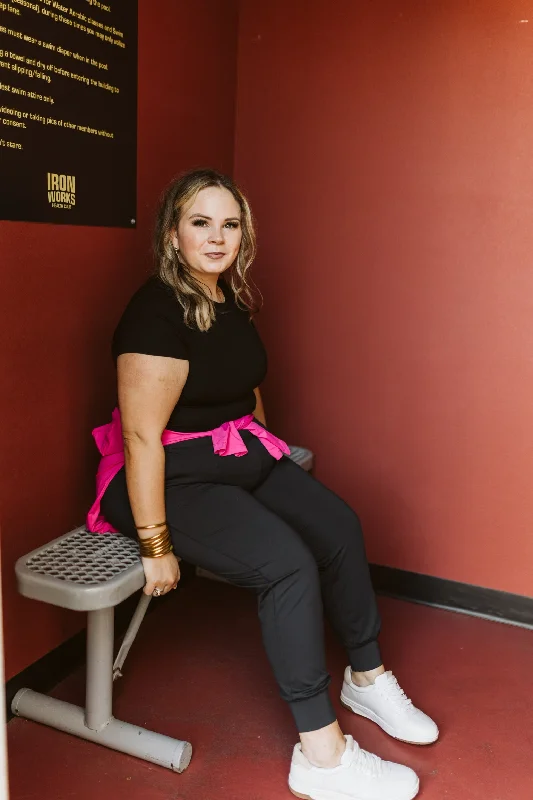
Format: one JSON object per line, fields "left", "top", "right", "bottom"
{"left": 101, "top": 429, "right": 382, "bottom": 732}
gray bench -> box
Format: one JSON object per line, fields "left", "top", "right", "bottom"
{"left": 12, "top": 445, "right": 314, "bottom": 773}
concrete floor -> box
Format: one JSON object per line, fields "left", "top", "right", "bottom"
{"left": 8, "top": 577, "right": 533, "bottom": 799}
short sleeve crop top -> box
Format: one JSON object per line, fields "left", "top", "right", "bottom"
{"left": 111, "top": 277, "right": 268, "bottom": 432}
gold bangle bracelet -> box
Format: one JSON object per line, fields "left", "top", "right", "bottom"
{"left": 140, "top": 539, "right": 172, "bottom": 554}
{"left": 138, "top": 527, "right": 169, "bottom": 540}
{"left": 139, "top": 544, "right": 173, "bottom": 558}
{"left": 140, "top": 545, "right": 172, "bottom": 556}
{"left": 138, "top": 527, "right": 173, "bottom": 558}
{"left": 140, "top": 548, "right": 173, "bottom": 559}
{"left": 136, "top": 520, "right": 167, "bottom": 531}
{"left": 137, "top": 527, "right": 169, "bottom": 541}
{"left": 138, "top": 533, "right": 170, "bottom": 544}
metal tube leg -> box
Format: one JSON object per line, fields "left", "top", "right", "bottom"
{"left": 86, "top": 607, "right": 114, "bottom": 730}
{"left": 12, "top": 690, "right": 192, "bottom": 773}
{"left": 113, "top": 594, "right": 152, "bottom": 680}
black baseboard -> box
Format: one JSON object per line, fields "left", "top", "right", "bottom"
{"left": 370, "top": 564, "right": 533, "bottom": 628}
{"left": 7, "top": 563, "right": 532, "bottom": 723}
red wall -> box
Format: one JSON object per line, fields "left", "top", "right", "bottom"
{"left": 235, "top": 0, "right": 533, "bottom": 596}
{"left": 0, "top": 0, "right": 239, "bottom": 679}
{"left": 4, "top": 0, "right": 533, "bottom": 680}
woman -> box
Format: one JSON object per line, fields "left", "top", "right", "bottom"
{"left": 88, "top": 169, "right": 438, "bottom": 800}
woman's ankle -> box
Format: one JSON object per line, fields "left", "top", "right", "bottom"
{"left": 351, "top": 664, "right": 385, "bottom": 687}
{"left": 300, "top": 721, "right": 346, "bottom": 768}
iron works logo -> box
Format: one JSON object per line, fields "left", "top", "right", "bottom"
{"left": 47, "top": 172, "right": 76, "bottom": 209}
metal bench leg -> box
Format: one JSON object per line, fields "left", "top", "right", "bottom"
{"left": 12, "top": 606, "right": 192, "bottom": 773}
{"left": 86, "top": 607, "right": 114, "bottom": 730}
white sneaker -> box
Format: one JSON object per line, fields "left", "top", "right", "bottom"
{"left": 288, "top": 734, "right": 419, "bottom": 800}
{"left": 340, "top": 667, "right": 439, "bottom": 745}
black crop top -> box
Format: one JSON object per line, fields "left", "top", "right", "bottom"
{"left": 112, "top": 277, "right": 268, "bottom": 432}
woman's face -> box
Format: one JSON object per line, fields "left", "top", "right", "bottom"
{"left": 172, "top": 186, "right": 242, "bottom": 279}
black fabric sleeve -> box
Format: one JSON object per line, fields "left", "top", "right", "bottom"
{"left": 112, "top": 281, "right": 189, "bottom": 362}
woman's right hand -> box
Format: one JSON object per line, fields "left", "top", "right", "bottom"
{"left": 142, "top": 551, "right": 181, "bottom": 596}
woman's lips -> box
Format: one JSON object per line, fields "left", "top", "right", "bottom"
{"left": 205, "top": 253, "right": 225, "bottom": 260}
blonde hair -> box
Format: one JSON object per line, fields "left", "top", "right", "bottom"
{"left": 154, "top": 168, "right": 260, "bottom": 331}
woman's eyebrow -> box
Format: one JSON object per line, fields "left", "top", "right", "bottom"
{"left": 189, "top": 213, "right": 241, "bottom": 221}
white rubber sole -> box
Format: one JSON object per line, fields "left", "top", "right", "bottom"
{"left": 288, "top": 775, "right": 420, "bottom": 800}
{"left": 340, "top": 689, "right": 439, "bottom": 746}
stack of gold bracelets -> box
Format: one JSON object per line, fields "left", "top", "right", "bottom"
{"left": 136, "top": 520, "right": 173, "bottom": 558}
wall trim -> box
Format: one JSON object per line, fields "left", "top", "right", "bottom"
{"left": 7, "top": 566, "right": 533, "bottom": 721}
{"left": 370, "top": 564, "right": 533, "bottom": 629}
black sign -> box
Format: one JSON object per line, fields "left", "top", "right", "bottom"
{"left": 0, "top": 1, "right": 137, "bottom": 228}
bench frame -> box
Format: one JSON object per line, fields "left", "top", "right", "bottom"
{"left": 13, "top": 529, "right": 192, "bottom": 772}
{"left": 12, "top": 445, "right": 313, "bottom": 773}
{"left": 13, "top": 604, "right": 192, "bottom": 770}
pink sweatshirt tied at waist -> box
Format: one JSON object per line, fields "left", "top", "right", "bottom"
{"left": 86, "top": 407, "right": 290, "bottom": 534}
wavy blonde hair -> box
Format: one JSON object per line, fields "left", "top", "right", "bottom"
{"left": 154, "top": 168, "right": 260, "bottom": 331}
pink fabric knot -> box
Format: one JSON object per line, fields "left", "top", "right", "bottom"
{"left": 86, "top": 409, "right": 290, "bottom": 534}
{"left": 212, "top": 419, "right": 250, "bottom": 457}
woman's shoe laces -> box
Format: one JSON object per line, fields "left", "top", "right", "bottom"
{"left": 379, "top": 671, "right": 414, "bottom": 712}
{"left": 350, "top": 741, "right": 385, "bottom": 778}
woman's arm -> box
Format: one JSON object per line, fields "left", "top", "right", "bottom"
{"left": 253, "top": 386, "right": 267, "bottom": 427}
{"left": 117, "top": 352, "right": 189, "bottom": 595}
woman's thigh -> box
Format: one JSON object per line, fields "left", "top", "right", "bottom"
{"left": 101, "top": 467, "right": 317, "bottom": 592}
{"left": 252, "top": 457, "right": 366, "bottom": 568}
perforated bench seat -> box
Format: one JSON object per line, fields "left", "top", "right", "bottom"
{"left": 16, "top": 528, "right": 144, "bottom": 612}
{"left": 12, "top": 444, "right": 314, "bottom": 773}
